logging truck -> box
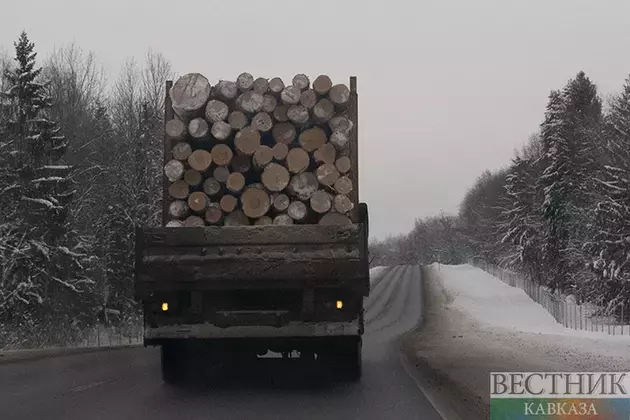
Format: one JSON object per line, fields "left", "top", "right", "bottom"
{"left": 134, "top": 73, "right": 369, "bottom": 383}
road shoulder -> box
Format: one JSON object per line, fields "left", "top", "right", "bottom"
{"left": 0, "top": 344, "right": 142, "bottom": 365}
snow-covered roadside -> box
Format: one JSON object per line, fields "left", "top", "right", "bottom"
{"left": 410, "top": 264, "right": 630, "bottom": 419}
{"left": 369, "top": 266, "right": 387, "bottom": 285}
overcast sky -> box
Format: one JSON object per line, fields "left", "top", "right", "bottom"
{"left": 4, "top": 0, "right": 630, "bottom": 239}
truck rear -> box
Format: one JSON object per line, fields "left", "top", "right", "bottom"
{"left": 134, "top": 74, "right": 368, "bottom": 383}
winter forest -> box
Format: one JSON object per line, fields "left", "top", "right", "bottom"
{"left": 371, "top": 69, "right": 630, "bottom": 322}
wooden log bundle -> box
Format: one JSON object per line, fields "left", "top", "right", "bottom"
{"left": 164, "top": 72, "right": 356, "bottom": 226}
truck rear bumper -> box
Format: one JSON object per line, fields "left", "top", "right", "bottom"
{"left": 145, "top": 319, "right": 361, "bottom": 340}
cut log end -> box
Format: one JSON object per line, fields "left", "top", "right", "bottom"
{"left": 220, "top": 194, "right": 238, "bottom": 213}
{"left": 273, "top": 105, "right": 289, "bottom": 122}
{"left": 188, "top": 149, "right": 213, "bottom": 172}
{"left": 272, "top": 193, "right": 290, "bottom": 212}
{"left": 273, "top": 214, "right": 294, "bottom": 225}
{"left": 227, "top": 172, "right": 246, "bottom": 194}
{"left": 269, "top": 77, "right": 285, "bottom": 94}
{"left": 235, "top": 126, "right": 262, "bottom": 155}
{"left": 318, "top": 213, "right": 352, "bottom": 225}
{"left": 287, "top": 172, "right": 318, "bottom": 201}
{"left": 316, "top": 163, "right": 340, "bottom": 187}
{"left": 286, "top": 148, "right": 310, "bottom": 174}
{"left": 261, "top": 162, "right": 290, "bottom": 192}
{"left": 329, "top": 115, "right": 354, "bottom": 135}
{"left": 188, "top": 118, "right": 209, "bottom": 139}
{"left": 228, "top": 111, "right": 248, "bottom": 131}
{"left": 254, "top": 216, "right": 273, "bottom": 226}
{"left": 310, "top": 190, "right": 332, "bottom": 214}
{"left": 188, "top": 191, "right": 209, "bottom": 213}
{"left": 299, "top": 90, "right": 317, "bottom": 109}
{"left": 237, "top": 72, "right": 255, "bottom": 92}
{"left": 252, "top": 112, "right": 273, "bottom": 132}
{"left": 288, "top": 201, "right": 308, "bottom": 221}
{"left": 329, "top": 84, "right": 350, "bottom": 107}
{"left": 164, "top": 159, "right": 185, "bottom": 182}
{"left": 313, "top": 74, "right": 332, "bottom": 96}
{"left": 330, "top": 131, "right": 349, "bottom": 151}
{"left": 314, "top": 143, "right": 337, "bottom": 165}
{"left": 253, "top": 77, "right": 269, "bottom": 94}
{"left": 211, "top": 143, "right": 234, "bottom": 166}
{"left": 183, "top": 215, "right": 206, "bottom": 227}
{"left": 334, "top": 195, "right": 354, "bottom": 214}
{"left": 166, "top": 220, "right": 183, "bottom": 228}
{"left": 166, "top": 119, "right": 187, "bottom": 140}
{"left": 168, "top": 180, "right": 190, "bottom": 200}
{"left": 299, "top": 127, "right": 327, "bottom": 152}
{"left": 335, "top": 156, "right": 351, "bottom": 174}
{"left": 292, "top": 74, "right": 310, "bottom": 91}
{"left": 272, "top": 142, "right": 289, "bottom": 161}
{"left": 169, "top": 200, "right": 189, "bottom": 219}
{"left": 171, "top": 141, "right": 192, "bottom": 161}
{"left": 313, "top": 98, "right": 335, "bottom": 123}
{"left": 205, "top": 203, "right": 223, "bottom": 225}
{"left": 287, "top": 105, "right": 309, "bottom": 125}
{"left": 334, "top": 176, "right": 353, "bottom": 195}
{"left": 241, "top": 187, "right": 271, "bottom": 218}
{"left": 253, "top": 145, "right": 273, "bottom": 169}
{"left": 170, "top": 73, "right": 211, "bottom": 119}
{"left": 281, "top": 86, "right": 301, "bottom": 105}
{"left": 262, "top": 94, "right": 277, "bottom": 113}
{"left": 202, "top": 177, "right": 221, "bottom": 196}
{"left": 239, "top": 91, "right": 264, "bottom": 114}
{"left": 214, "top": 166, "right": 231, "bottom": 183}
{"left": 211, "top": 121, "right": 232, "bottom": 141}
{"left": 225, "top": 210, "right": 250, "bottom": 226}
{"left": 184, "top": 169, "right": 203, "bottom": 187}
{"left": 215, "top": 80, "right": 239, "bottom": 101}
{"left": 272, "top": 122, "right": 296, "bottom": 145}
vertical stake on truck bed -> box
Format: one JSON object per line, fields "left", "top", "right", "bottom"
{"left": 349, "top": 76, "right": 359, "bottom": 223}
{"left": 163, "top": 80, "right": 174, "bottom": 227}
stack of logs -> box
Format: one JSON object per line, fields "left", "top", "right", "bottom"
{"left": 164, "top": 72, "right": 356, "bottom": 227}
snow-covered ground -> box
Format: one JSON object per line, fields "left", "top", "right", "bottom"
{"left": 411, "top": 264, "right": 630, "bottom": 418}
{"left": 369, "top": 266, "right": 387, "bottom": 285}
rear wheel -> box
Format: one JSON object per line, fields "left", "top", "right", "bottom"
{"left": 161, "top": 343, "right": 185, "bottom": 385}
{"left": 320, "top": 337, "right": 362, "bottom": 381}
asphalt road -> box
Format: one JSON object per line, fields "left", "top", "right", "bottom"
{"left": 0, "top": 265, "right": 443, "bottom": 420}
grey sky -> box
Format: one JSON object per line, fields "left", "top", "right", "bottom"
{"left": 4, "top": 0, "right": 630, "bottom": 239}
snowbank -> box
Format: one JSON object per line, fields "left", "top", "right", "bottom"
{"left": 369, "top": 266, "right": 387, "bottom": 285}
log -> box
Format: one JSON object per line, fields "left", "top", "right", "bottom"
{"left": 164, "top": 159, "right": 185, "bottom": 182}
{"left": 299, "top": 90, "right": 317, "bottom": 109}
{"left": 292, "top": 74, "right": 310, "bottom": 90}
{"left": 231, "top": 154, "right": 251, "bottom": 173}
{"left": 168, "top": 180, "right": 190, "bottom": 200}
{"left": 249, "top": 183, "right": 265, "bottom": 190}
{"left": 215, "top": 80, "right": 239, "bottom": 101}
{"left": 228, "top": 111, "right": 248, "bottom": 131}
{"left": 253, "top": 77, "right": 269, "bottom": 94}
{"left": 316, "top": 163, "right": 340, "bottom": 187}
{"left": 262, "top": 94, "right": 277, "bottom": 113}
{"left": 268, "top": 77, "right": 285, "bottom": 94}
{"left": 273, "top": 214, "right": 294, "bottom": 225}
{"left": 166, "top": 119, "right": 187, "bottom": 140}
{"left": 253, "top": 145, "right": 273, "bottom": 170}
{"left": 318, "top": 213, "right": 351, "bottom": 225}
{"left": 329, "top": 115, "right": 354, "bottom": 134}
{"left": 183, "top": 215, "right": 206, "bottom": 227}
{"left": 234, "top": 126, "right": 261, "bottom": 155}
{"left": 288, "top": 201, "right": 308, "bottom": 221}
{"left": 184, "top": 168, "right": 203, "bottom": 187}
{"left": 334, "top": 176, "right": 353, "bottom": 195}
{"left": 261, "top": 162, "right": 290, "bottom": 192}
{"left": 226, "top": 172, "right": 246, "bottom": 194}
{"left": 287, "top": 105, "right": 309, "bottom": 125}
{"left": 241, "top": 187, "right": 271, "bottom": 218}
{"left": 314, "top": 143, "right": 336, "bottom": 165}
{"left": 252, "top": 112, "right": 273, "bottom": 132}
{"left": 330, "top": 131, "right": 349, "bottom": 151}
{"left": 272, "top": 122, "right": 296, "bottom": 145}
{"left": 170, "top": 73, "right": 211, "bottom": 120}
{"left": 237, "top": 72, "right": 255, "bottom": 91}
{"left": 272, "top": 193, "right": 290, "bottom": 212}
{"left": 211, "top": 143, "right": 233, "bottom": 166}
{"left": 205, "top": 202, "right": 223, "bottom": 225}
{"left": 169, "top": 200, "right": 189, "bottom": 219}
{"left": 166, "top": 220, "right": 183, "bottom": 228}
{"left": 211, "top": 121, "right": 232, "bottom": 141}
{"left": 310, "top": 190, "right": 332, "bottom": 214}
{"left": 273, "top": 105, "right": 288, "bottom": 122}
{"left": 171, "top": 142, "right": 192, "bottom": 161}
{"left": 188, "top": 191, "right": 209, "bottom": 214}
{"left": 272, "top": 142, "right": 289, "bottom": 161}
{"left": 299, "top": 127, "right": 327, "bottom": 152}
{"left": 286, "top": 148, "right": 310, "bottom": 174}
{"left": 188, "top": 149, "right": 213, "bottom": 172}
{"left": 333, "top": 194, "right": 354, "bottom": 214}
{"left": 225, "top": 210, "right": 250, "bottom": 226}
{"left": 329, "top": 84, "right": 350, "bottom": 107}
{"left": 205, "top": 100, "right": 229, "bottom": 123}
{"left": 287, "top": 172, "right": 318, "bottom": 200}
{"left": 254, "top": 216, "right": 273, "bottom": 226}
{"left": 313, "top": 75, "right": 332, "bottom": 96}
{"left": 202, "top": 177, "right": 221, "bottom": 196}
{"left": 188, "top": 118, "right": 209, "bottom": 139}
{"left": 335, "top": 156, "right": 351, "bottom": 174}
{"left": 220, "top": 194, "right": 238, "bottom": 213}
{"left": 239, "top": 91, "right": 264, "bottom": 114}
{"left": 214, "top": 166, "right": 231, "bottom": 183}
{"left": 312, "top": 98, "right": 335, "bottom": 123}
{"left": 280, "top": 86, "right": 301, "bottom": 105}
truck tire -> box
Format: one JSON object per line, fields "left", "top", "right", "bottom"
{"left": 339, "top": 336, "right": 362, "bottom": 381}
{"left": 161, "top": 343, "right": 184, "bottom": 385}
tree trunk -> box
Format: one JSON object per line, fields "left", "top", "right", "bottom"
{"left": 213, "top": 166, "right": 230, "bottom": 183}
{"left": 272, "top": 193, "right": 290, "bottom": 212}
{"left": 272, "top": 122, "right": 296, "bottom": 145}
{"left": 313, "top": 75, "right": 332, "bottom": 96}
{"left": 286, "top": 148, "right": 310, "bottom": 174}
{"left": 253, "top": 145, "right": 273, "bottom": 170}
{"left": 281, "top": 86, "right": 301, "bottom": 105}
{"left": 211, "top": 121, "right": 232, "bottom": 141}
{"left": 318, "top": 213, "right": 351, "bottom": 225}
{"left": 329, "top": 84, "right": 350, "bottom": 108}
{"left": 273, "top": 214, "right": 294, "bottom": 225}
{"left": 292, "top": 74, "right": 310, "bottom": 91}
{"left": 183, "top": 215, "right": 206, "bottom": 227}
{"left": 252, "top": 112, "right": 273, "bottom": 132}
{"left": 316, "top": 163, "right": 340, "bottom": 187}
{"left": 237, "top": 72, "right": 254, "bottom": 91}
{"left": 241, "top": 187, "right": 271, "bottom": 218}
{"left": 330, "top": 131, "right": 349, "bottom": 151}
{"left": 170, "top": 73, "right": 211, "bottom": 120}
{"left": 287, "top": 105, "right": 309, "bottom": 125}
{"left": 225, "top": 210, "right": 250, "bottom": 226}
{"left": 313, "top": 98, "right": 335, "bottom": 123}
{"left": 310, "top": 190, "right": 332, "bottom": 214}
{"left": 272, "top": 142, "right": 289, "bottom": 161}
{"left": 314, "top": 143, "right": 336, "bottom": 165}
{"left": 253, "top": 77, "right": 269, "bottom": 94}
{"left": 254, "top": 216, "right": 273, "bottom": 226}
{"left": 333, "top": 194, "right": 354, "bottom": 214}
{"left": 299, "top": 127, "right": 327, "bottom": 152}
{"left": 205, "top": 202, "right": 223, "bottom": 225}
{"left": 169, "top": 200, "right": 189, "bottom": 219}
{"left": 171, "top": 141, "right": 192, "bottom": 161}
{"left": 262, "top": 94, "right": 277, "bottom": 113}
{"left": 288, "top": 201, "right": 308, "bottom": 221}
{"left": 184, "top": 169, "right": 203, "bottom": 187}
{"left": 334, "top": 176, "right": 353, "bottom": 195}
{"left": 205, "top": 100, "right": 229, "bottom": 123}
{"left": 203, "top": 177, "right": 221, "bottom": 196}
{"left": 235, "top": 126, "right": 261, "bottom": 155}
{"left": 287, "top": 172, "right": 318, "bottom": 200}
{"left": 220, "top": 194, "right": 238, "bottom": 213}
{"left": 238, "top": 91, "right": 264, "bottom": 114}
{"left": 269, "top": 77, "right": 285, "bottom": 94}
{"left": 273, "top": 105, "right": 289, "bottom": 122}
{"left": 168, "top": 180, "right": 190, "bottom": 199}
{"left": 164, "top": 159, "right": 185, "bottom": 181}
{"left": 188, "top": 117, "right": 209, "bottom": 139}
{"left": 300, "top": 90, "right": 317, "bottom": 109}
{"left": 231, "top": 154, "right": 251, "bottom": 173}
{"left": 211, "top": 143, "right": 234, "bottom": 166}
{"left": 188, "top": 191, "right": 209, "bottom": 214}
{"left": 215, "top": 80, "right": 239, "bottom": 101}
{"left": 188, "top": 149, "right": 213, "bottom": 172}
{"left": 166, "top": 119, "right": 187, "bottom": 140}
{"left": 261, "top": 162, "right": 290, "bottom": 192}
{"left": 227, "top": 172, "right": 246, "bottom": 194}
{"left": 329, "top": 115, "right": 353, "bottom": 134}
{"left": 228, "top": 111, "right": 248, "bottom": 130}
{"left": 335, "top": 156, "right": 351, "bottom": 174}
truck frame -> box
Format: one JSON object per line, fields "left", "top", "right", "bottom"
{"left": 134, "top": 76, "right": 369, "bottom": 383}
